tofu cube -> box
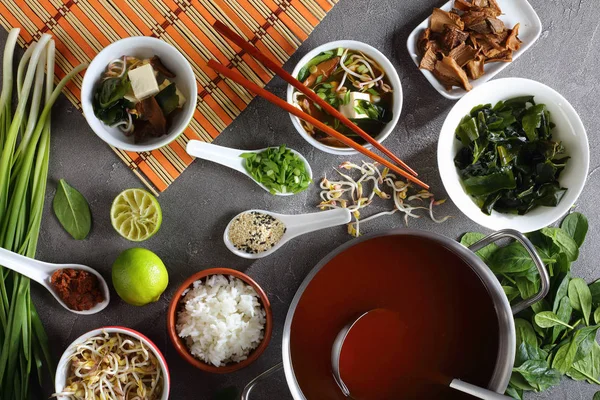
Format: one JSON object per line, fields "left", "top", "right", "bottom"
{"left": 127, "top": 64, "right": 159, "bottom": 100}
{"left": 338, "top": 92, "right": 371, "bottom": 120}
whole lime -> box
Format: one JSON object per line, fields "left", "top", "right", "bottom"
{"left": 112, "top": 248, "right": 168, "bottom": 306}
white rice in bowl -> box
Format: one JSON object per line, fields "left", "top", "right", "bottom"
{"left": 176, "top": 274, "right": 266, "bottom": 367}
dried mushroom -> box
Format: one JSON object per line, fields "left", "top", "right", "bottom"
{"left": 417, "top": 0, "right": 522, "bottom": 91}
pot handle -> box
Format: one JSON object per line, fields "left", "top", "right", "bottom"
{"left": 241, "top": 362, "right": 284, "bottom": 400}
{"left": 468, "top": 229, "right": 550, "bottom": 315}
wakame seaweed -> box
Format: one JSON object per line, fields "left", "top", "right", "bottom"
{"left": 454, "top": 96, "right": 569, "bottom": 215}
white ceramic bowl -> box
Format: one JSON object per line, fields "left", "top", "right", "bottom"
{"left": 438, "top": 78, "right": 589, "bottom": 232}
{"left": 286, "top": 40, "right": 403, "bottom": 155}
{"left": 54, "top": 326, "right": 170, "bottom": 400}
{"left": 81, "top": 37, "right": 197, "bottom": 152}
{"left": 407, "top": 0, "right": 542, "bottom": 100}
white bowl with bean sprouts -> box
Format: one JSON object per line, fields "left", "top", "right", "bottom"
{"left": 81, "top": 37, "right": 197, "bottom": 152}
{"left": 287, "top": 40, "right": 403, "bottom": 155}
{"left": 54, "top": 326, "right": 169, "bottom": 400}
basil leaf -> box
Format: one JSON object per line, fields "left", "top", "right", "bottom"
{"left": 512, "top": 360, "right": 561, "bottom": 391}
{"left": 459, "top": 232, "right": 499, "bottom": 264}
{"left": 534, "top": 311, "right": 573, "bottom": 329}
{"left": 561, "top": 212, "right": 588, "bottom": 248}
{"left": 540, "top": 227, "right": 579, "bottom": 262}
{"left": 569, "top": 278, "right": 592, "bottom": 326}
{"left": 52, "top": 179, "right": 92, "bottom": 240}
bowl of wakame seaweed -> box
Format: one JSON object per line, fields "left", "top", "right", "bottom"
{"left": 438, "top": 78, "right": 589, "bottom": 233}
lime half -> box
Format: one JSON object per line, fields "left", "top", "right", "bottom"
{"left": 111, "top": 189, "right": 162, "bottom": 241}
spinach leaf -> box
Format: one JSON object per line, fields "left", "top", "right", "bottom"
{"left": 459, "top": 232, "right": 499, "bottom": 264}
{"left": 569, "top": 278, "right": 592, "bottom": 326}
{"left": 515, "top": 318, "right": 538, "bottom": 348}
{"left": 516, "top": 275, "right": 540, "bottom": 302}
{"left": 541, "top": 227, "right": 579, "bottom": 262}
{"left": 490, "top": 242, "right": 537, "bottom": 274}
{"left": 552, "top": 325, "right": 599, "bottom": 373}
{"left": 590, "top": 280, "right": 600, "bottom": 307}
{"left": 513, "top": 360, "right": 561, "bottom": 391}
{"left": 504, "top": 286, "right": 520, "bottom": 302}
{"left": 552, "top": 297, "right": 573, "bottom": 344}
{"left": 567, "top": 341, "right": 600, "bottom": 384}
{"left": 561, "top": 212, "right": 588, "bottom": 248}
{"left": 52, "top": 179, "right": 92, "bottom": 240}
{"left": 595, "top": 307, "right": 600, "bottom": 325}
{"left": 552, "top": 273, "right": 570, "bottom": 313}
{"left": 515, "top": 341, "right": 548, "bottom": 368}
{"left": 594, "top": 391, "right": 600, "bottom": 400}
{"left": 504, "top": 385, "right": 523, "bottom": 400}
{"left": 534, "top": 311, "right": 573, "bottom": 329}
{"left": 96, "top": 76, "right": 130, "bottom": 109}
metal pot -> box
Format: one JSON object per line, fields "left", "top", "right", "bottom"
{"left": 242, "top": 229, "right": 549, "bottom": 399}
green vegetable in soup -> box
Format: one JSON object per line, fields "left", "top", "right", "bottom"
{"left": 154, "top": 83, "right": 179, "bottom": 115}
{"left": 240, "top": 145, "right": 311, "bottom": 195}
{"left": 297, "top": 51, "right": 335, "bottom": 82}
{"left": 52, "top": 179, "right": 92, "bottom": 240}
{"left": 454, "top": 96, "right": 568, "bottom": 216}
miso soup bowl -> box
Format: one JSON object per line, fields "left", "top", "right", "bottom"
{"left": 286, "top": 40, "right": 403, "bottom": 156}
{"left": 54, "top": 326, "right": 170, "bottom": 400}
{"left": 81, "top": 37, "right": 197, "bottom": 152}
{"left": 240, "top": 229, "right": 550, "bottom": 399}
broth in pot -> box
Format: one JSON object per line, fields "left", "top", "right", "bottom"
{"left": 289, "top": 235, "right": 500, "bottom": 400}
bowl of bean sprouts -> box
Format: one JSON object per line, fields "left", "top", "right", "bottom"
{"left": 287, "top": 40, "right": 403, "bottom": 155}
{"left": 54, "top": 326, "right": 169, "bottom": 400}
{"left": 81, "top": 37, "right": 197, "bottom": 152}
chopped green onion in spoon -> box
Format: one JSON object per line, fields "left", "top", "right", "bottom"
{"left": 240, "top": 145, "right": 311, "bottom": 195}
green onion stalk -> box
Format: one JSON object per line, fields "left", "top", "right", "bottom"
{"left": 0, "top": 28, "right": 87, "bottom": 399}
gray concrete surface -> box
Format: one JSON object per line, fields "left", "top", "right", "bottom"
{"left": 1, "top": 0, "right": 599, "bottom": 398}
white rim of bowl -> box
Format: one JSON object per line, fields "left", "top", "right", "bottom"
{"left": 80, "top": 37, "right": 197, "bottom": 152}
{"left": 54, "top": 326, "right": 170, "bottom": 400}
{"left": 286, "top": 40, "right": 403, "bottom": 155}
{"left": 437, "top": 77, "right": 589, "bottom": 232}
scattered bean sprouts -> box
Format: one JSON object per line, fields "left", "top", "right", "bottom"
{"left": 319, "top": 161, "right": 450, "bottom": 237}
{"left": 53, "top": 331, "right": 163, "bottom": 400}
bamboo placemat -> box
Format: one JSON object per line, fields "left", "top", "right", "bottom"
{"left": 0, "top": 0, "right": 338, "bottom": 194}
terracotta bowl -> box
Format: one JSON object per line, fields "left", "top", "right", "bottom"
{"left": 167, "top": 268, "right": 273, "bottom": 373}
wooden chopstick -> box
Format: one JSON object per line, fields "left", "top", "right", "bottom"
{"left": 207, "top": 60, "right": 429, "bottom": 190}
{"left": 212, "top": 21, "right": 419, "bottom": 178}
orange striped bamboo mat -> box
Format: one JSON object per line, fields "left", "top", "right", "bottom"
{"left": 0, "top": 0, "right": 338, "bottom": 194}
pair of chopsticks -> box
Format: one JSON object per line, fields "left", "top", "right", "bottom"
{"left": 209, "top": 21, "right": 428, "bottom": 190}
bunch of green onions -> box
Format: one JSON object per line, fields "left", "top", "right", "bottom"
{"left": 0, "top": 28, "right": 87, "bottom": 398}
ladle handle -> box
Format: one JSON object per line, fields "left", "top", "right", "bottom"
{"left": 0, "top": 246, "right": 50, "bottom": 285}
{"left": 450, "top": 379, "right": 512, "bottom": 399}
{"left": 468, "top": 229, "right": 550, "bottom": 314}
{"left": 241, "top": 362, "right": 283, "bottom": 400}
{"left": 186, "top": 140, "right": 246, "bottom": 174}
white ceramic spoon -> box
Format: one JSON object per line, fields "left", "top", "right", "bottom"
{"left": 224, "top": 208, "right": 351, "bottom": 259}
{"left": 0, "top": 247, "right": 110, "bottom": 315}
{"left": 332, "top": 310, "right": 511, "bottom": 400}
{"left": 186, "top": 141, "right": 313, "bottom": 197}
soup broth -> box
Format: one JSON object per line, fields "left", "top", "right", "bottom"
{"left": 289, "top": 235, "right": 500, "bottom": 400}
{"left": 293, "top": 48, "right": 394, "bottom": 148}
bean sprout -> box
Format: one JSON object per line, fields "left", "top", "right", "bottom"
{"left": 319, "top": 161, "right": 450, "bottom": 237}
{"left": 53, "top": 332, "right": 163, "bottom": 400}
